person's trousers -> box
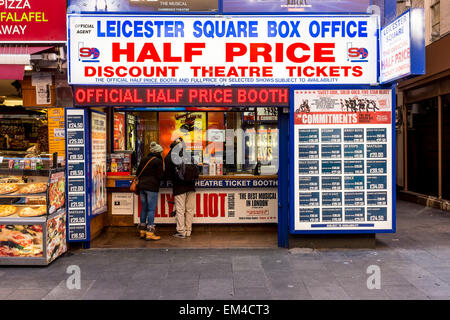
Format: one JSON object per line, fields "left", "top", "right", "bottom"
{"left": 174, "top": 191, "right": 195, "bottom": 236}
{"left": 139, "top": 190, "right": 158, "bottom": 226}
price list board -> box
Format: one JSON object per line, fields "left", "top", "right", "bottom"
{"left": 291, "top": 89, "right": 394, "bottom": 233}
{"left": 66, "top": 109, "right": 88, "bottom": 241}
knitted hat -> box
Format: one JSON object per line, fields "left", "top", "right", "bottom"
{"left": 149, "top": 142, "right": 163, "bottom": 153}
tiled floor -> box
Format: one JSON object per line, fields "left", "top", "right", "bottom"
{"left": 1, "top": 200, "right": 450, "bottom": 300}
{"left": 91, "top": 225, "right": 278, "bottom": 248}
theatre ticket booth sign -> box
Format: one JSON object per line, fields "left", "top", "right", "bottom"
{"left": 65, "top": 10, "right": 424, "bottom": 246}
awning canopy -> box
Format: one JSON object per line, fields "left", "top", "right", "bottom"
{"left": 0, "top": 46, "right": 53, "bottom": 80}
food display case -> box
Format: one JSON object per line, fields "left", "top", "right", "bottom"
{"left": 0, "top": 153, "right": 66, "bottom": 265}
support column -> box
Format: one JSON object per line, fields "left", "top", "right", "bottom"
{"left": 278, "top": 109, "right": 289, "bottom": 248}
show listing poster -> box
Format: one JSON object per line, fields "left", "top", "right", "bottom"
{"left": 292, "top": 89, "right": 393, "bottom": 232}
{"left": 68, "top": 15, "right": 378, "bottom": 85}
{"left": 69, "top": 0, "right": 218, "bottom": 13}
{"left": 159, "top": 112, "right": 206, "bottom": 162}
{"left": 134, "top": 186, "right": 278, "bottom": 224}
{"left": 113, "top": 112, "right": 126, "bottom": 151}
{"left": 126, "top": 113, "right": 136, "bottom": 151}
{"left": 91, "top": 112, "right": 107, "bottom": 216}
{"left": 223, "top": 0, "right": 371, "bottom": 13}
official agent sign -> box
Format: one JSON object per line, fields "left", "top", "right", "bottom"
{"left": 0, "top": 0, "right": 66, "bottom": 42}
{"left": 67, "top": 15, "right": 379, "bottom": 85}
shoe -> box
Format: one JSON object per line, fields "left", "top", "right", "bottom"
{"left": 137, "top": 223, "right": 147, "bottom": 239}
{"left": 173, "top": 232, "right": 186, "bottom": 239}
{"left": 145, "top": 231, "right": 161, "bottom": 241}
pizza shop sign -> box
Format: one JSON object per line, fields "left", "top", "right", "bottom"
{"left": 68, "top": 15, "right": 379, "bottom": 86}
{"left": 0, "top": 0, "right": 66, "bottom": 42}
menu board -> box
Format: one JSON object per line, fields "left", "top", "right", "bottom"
{"left": 66, "top": 109, "right": 88, "bottom": 241}
{"left": 291, "top": 89, "right": 393, "bottom": 232}
{"left": 91, "top": 112, "right": 107, "bottom": 216}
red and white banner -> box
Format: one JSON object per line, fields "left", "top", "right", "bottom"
{"left": 133, "top": 188, "right": 278, "bottom": 224}
{"left": 68, "top": 15, "right": 379, "bottom": 85}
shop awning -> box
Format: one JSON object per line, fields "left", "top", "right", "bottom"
{"left": 0, "top": 46, "right": 53, "bottom": 80}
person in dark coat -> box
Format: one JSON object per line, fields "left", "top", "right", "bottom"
{"left": 164, "top": 137, "right": 196, "bottom": 238}
{"left": 136, "top": 142, "right": 164, "bottom": 241}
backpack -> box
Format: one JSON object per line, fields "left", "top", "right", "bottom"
{"left": 174, "top": 161, "right": 199, "bottom": 182}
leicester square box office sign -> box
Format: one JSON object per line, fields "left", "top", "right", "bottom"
{"left": 0, "top": 0, "right": 66, "bottom": 42}
{"left": 67, "top": 15, "right": 379, "bottom": 86}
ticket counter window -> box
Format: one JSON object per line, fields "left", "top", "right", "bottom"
{"left": 109, "top": 109, "right": 279, "bottom": 177}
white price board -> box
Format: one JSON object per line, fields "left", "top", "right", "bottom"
{"left": 291, "top": 89, "right": 394, "bottom": 233}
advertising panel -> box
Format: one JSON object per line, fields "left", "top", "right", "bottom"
{"left": 126, "top": 113, "right": 136, "bottom": 152}
{"left": 134, "top": 187, "right": 278, "bottom": 224}
{"left": 0, "top": 0, "right": 66, "bottom": 42}
{"left": 380, "top": 8, "right": 425, "bottom": 83}
{"left": 47, "top": 108, "right": 65, "bottom": 164}
{"left": 68, "top": 15, "right": 379, "bottom": 86}
{"left": 46, "top": 211, "right": 67, "bottom": 263}
{"left": 0, "top": 224, "right": 43, "bottom": 257}
{"left": 223, "top": 0, "right": 371, "bottom": 14}
{"left": 66, "top": 109, "right": 88, "bottom": 241}
{"left": 113, "top": 112, "right": 126, "bottom": 151}
{"left": 159, "top": 112, "right": 206, "bottom": 161}
{"left": 68, "top": 0, "right": 218, "bottom": 13}
{"left": 91, "top": 112, "right": 107, "bottom": 216}
{"left": 291, "top": 89, "right": 394, "bottom": 233}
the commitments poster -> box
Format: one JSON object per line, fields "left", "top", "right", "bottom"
{"left": 292, "top": 89, "right": 393, "bottom": 232}
{"left": 69, "top": 0, "right": 218, "bottom": 13}
{"left": 91, "top": 112, "right": 107, "bottom": 215}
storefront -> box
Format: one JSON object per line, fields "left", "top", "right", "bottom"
{"left": 62, "top": 1, "right": 411, "bottom": 249}
{"left": 396, "top": 33, "right": 450, "bottom": 210}
{"left": 0, "top": 0, "right": 68, "bottom": 264}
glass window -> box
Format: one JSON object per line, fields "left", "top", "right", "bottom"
{"left": 407, "top": 99, "right": 439, "bottom": 196}
{"left": 442, "top": 94, "right": 450, "bottom": 200}
{"left": 431, "top": 0, "right": 440, "bottom": 39}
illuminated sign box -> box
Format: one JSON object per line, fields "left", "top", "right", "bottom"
{"left": 73, "top": 86, "right": 289, "bottom": 107}
{"left": 380, "top": 8, "right": 425, "bottom": 84}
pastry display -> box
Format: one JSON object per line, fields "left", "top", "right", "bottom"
{"left": 0, "top": 183, "right": 19, "bottom": 195}
{"left": 0, "top": 205, "right": 18, "bottom": 217}
{"left": 18, "top": 206, "right": 47, "bottom": 217}
{"left": 19, "top": 183, "right": 48, "bottom": 195}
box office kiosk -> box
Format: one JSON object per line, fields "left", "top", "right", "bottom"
{"left": 64, "top": 6, "right": 425, "bottom": 247}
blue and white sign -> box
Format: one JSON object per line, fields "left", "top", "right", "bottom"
{"left": 380, "top": 8, "right": 425, "bottom": 83}
{"left": 67, "top": 14, "right": 379, "bottom": 86}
